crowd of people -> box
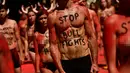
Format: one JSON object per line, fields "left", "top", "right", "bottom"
{"left": 0, "top": 0, "right": 130, "bottom": 73}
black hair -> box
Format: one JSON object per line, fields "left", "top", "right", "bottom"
{"left": 35, "top": 9, "right": 48, "bottom": 33}
{"left": 0, "top": 4, "right": 8, "bottom": 10}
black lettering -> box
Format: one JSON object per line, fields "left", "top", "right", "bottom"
{"left": 74, "top": 39, "right": 80, "bottom": 45}
{"left": 62, "top": 32, "right": 67, "bottom": 39}
{"left": 75, "top": 13, "right": 79, "bottom": 20}
{"left": 79, "top": 38, "right": 82, "bottom": 45}
{"left": 76, "top": 30, "right": 80, "bottom": 36}
{"left": 62, "top": 41, "right": 66, "bottom": 48}
{"left": 67, "top": 30, "right": 72, "bottom": 37}
{"left": 67, "top": 40, "right": 73, "bottom": 46}
{"left": 63, "top": 15, "right": 68, "bottom": 22}
{"left": 72, "top": 29, "right": 76, "bottom": 37}
{"left": 128, "top": 21, "right": 130, "bottom": 24}
{"left": 59, "top": 17, "right": 64, "bottom": 24}
{"left": 121, "top": 22, "right": 128, "bottom": 34}
{"left": 69, "top": 15, "right": 74, "bottom": 21}
{"left": 82, "top": 38, "right": 86, "bottom": 45}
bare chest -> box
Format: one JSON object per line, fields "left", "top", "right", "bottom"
{"left": 0, "top": 24, "right": 14, "bottom": 36}
{"left": 55, "top": 9, "right": 85, "bottom": 32}
{"left": 36, "top": 31, "right": 49, "bottom": 45}
{"left": 101, "top": 9, "right": 113, "bottom": 19}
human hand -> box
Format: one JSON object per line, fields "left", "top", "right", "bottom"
{"left": 91, "top": 63, "right": 99, "bottom": 73}
{"left": 59, "top": 70, "right": 66, "bottom": 73}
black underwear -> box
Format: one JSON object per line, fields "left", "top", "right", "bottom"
{"left": 10, "top": 48, "right": 21, "bottom": 68}
{"left": 42, "top": 62, "right": 57, "bottom": 72}
{"left": 61, "top": 55, "right": 92, "bottom": 73}
{"left": 29, "top": 48, "right": 35, "bottom": 52}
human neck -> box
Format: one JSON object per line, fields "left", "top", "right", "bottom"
{"left": 29, "top": 21, "right": 35, "bottom": 26}
{"left": 0, "top": 17, "right": 7, "bottom": 25}
{"left": 39, "top": 26, "right": 48, "bottom": 34}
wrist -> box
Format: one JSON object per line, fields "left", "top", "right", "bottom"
{"left": 36, "top": 71, "right": 40, "bottom": 73}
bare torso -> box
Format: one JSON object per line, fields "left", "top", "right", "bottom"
{"left": 88, "top": 9, "right": 95, "bottom": 32}
{"left": 0, "top": 19, "right": 17, "bottom": 49}
{"left": 28, "top": 24, "right": 35, "bottom": 49}
{"left": 35, "top": 30, "right": 53, "bottom": 62}
{"left": 53, "top": 5, "right": 90, "bottom": 60}
{"left": 18, "top": 19, "right": 28, "bottom": 37}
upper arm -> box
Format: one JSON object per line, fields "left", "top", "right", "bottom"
{"left": 84, "top": 7, "right": 95, "bottom": 38}
{"left": 93, "top": 11, "right": 101, "bottom": 30}
{"left": 33, "top": 34, "right": 39, "bottom": 54}
{"left": 103, "top": 16, "right": 117, "bottom": 70}
{"left": 14, "top": 21, "right": 20, "bottom": 39}
{"left": 47, "top": 13, "right": 57, "bottom": 44}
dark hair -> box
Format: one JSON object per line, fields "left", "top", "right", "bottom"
{"left": 0, "top": 4, "right": 8, "bottom": 10}
{"left": 99, "top": 0, "right": 107, "bottom": 10}
{"left": 35, "top": 9, "right": 48, "bottom": 33}
{"left": 90, "top": 2, "right": 98, "bottom": 13}
{"left": 36, "top": 9, "right": 48, "bottom": 18}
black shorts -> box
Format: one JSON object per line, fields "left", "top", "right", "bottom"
{"left": 61, "top": 55, "right": 92, "bottom": 73}
{"left": 42, "top": 62, "right": 57, "bottom": 72}
{"left": 10, "top": 48, "right": 21, "bottom": 68}
{"left": 29, "top": 48, "right": 35, "bottom": 52}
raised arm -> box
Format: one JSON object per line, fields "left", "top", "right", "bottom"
{"left": 47, "top": 12, "right": 65, "bottom": 73}
{"left": 103, "top": 16, "right": 119, "bottom": 73}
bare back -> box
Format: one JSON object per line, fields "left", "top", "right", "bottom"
{"left": 104, "top": 14, "right": 130, "bottom": 73}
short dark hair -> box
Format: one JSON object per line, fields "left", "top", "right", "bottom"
{"left": 0, "top": 4, "right": 8, "bottom": 10}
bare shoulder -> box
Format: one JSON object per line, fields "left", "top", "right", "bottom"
{"left": 89, "top": 9, "right": 96, "bottom": 15}
{"left": 7, "top": 19, "right": 17, "bottom": 23}
{"left": 48, "top": 10, "right": 57, "bottom": 27}
{"left": 104, "top": 14, "right": 119, "bottom": 26}
{"left": 7, "top": 19, "right": 17, "bottom": 25}
{"left": 111, "top": 6, "right": 115, "bottom": 10}
{"left": 48, "top": 10, "right": 57, "bottom": 20}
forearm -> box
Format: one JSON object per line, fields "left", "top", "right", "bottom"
{"left": 17, "top": 39, "right": 22, "bottom": 51}
{"left": 108, "top": 65, "right": 119, "bottom": 73}
{"left": 50, "top": 45, "right": 64, "bottom": 72}
{"left": 88, "top": 37, "right": 98, "bottom": 64}
{"left": 35, "top": 54, "right": 40, "bottom": 73}
{"left": 96, "top": 30, "right": 101, "bottom": 40}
